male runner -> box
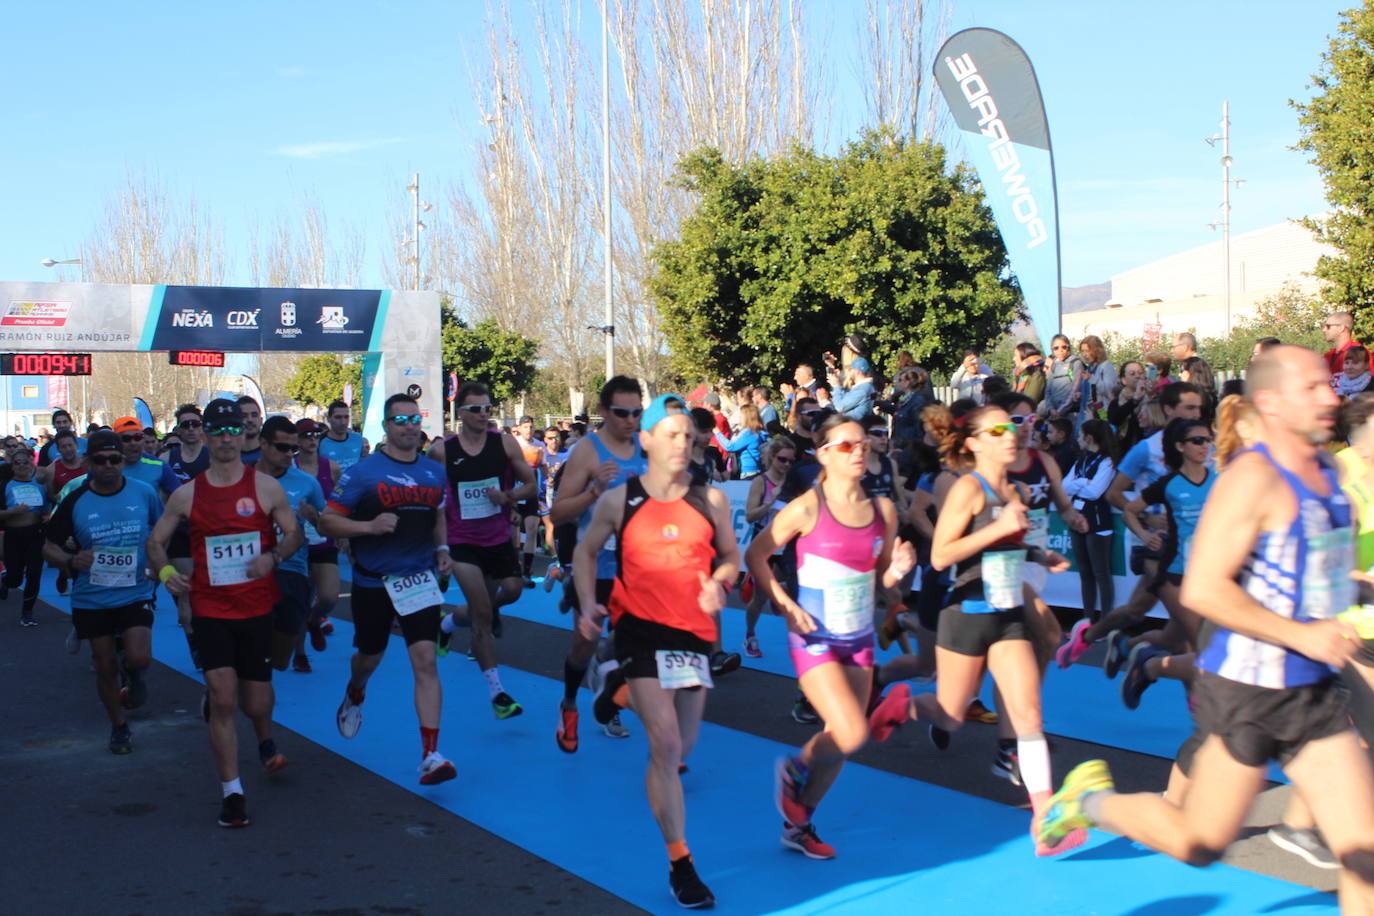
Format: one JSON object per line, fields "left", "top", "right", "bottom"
{"left": 431, "top": 383, "right": 537, "bottom": 719}
{"left": 45, "top": 430, "right": 162, "bottom": 754}
{"left": 549, "top": 375, "right": 647, "bottom": 751}
{"left": 163, "top": 404, "right": 212, "bottom": 661}
{"left": 147, "top": 398, "right": 302, "bottom": 827}
{"left": 1039, "top": 347, "right": 1374, "bottom": 911}
{"left": 112, "top": 417, "right": 181, "bottom": 499}
{"left": 320, "top": 394, "right": 456, "bottom": 786}
{"left": 319, "top": 399, "right": 369, "bottom": 474}
{"left": 512, "top": 415, "right": 544, "bottom": 587}
{"left": 255, "top": 416, "right": 326, "bottom": 671}
{"left": 577, "top": 394, "right": 738, "bottom": 909}
{"left": 37, "top": 408, "right": 86, "bottom": 466}
{"left": 236, "top": 396, "right": 263, "bottom": 465}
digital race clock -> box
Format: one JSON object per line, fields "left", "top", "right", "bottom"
{"left": 168, "top": 350, "right": 226, "bottom": 368}
{"left": 0, "top": 352, "right": 93, "bottom": 376}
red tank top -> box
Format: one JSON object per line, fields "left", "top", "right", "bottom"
{"left": 51, "top": 459, "right": 86, "bottom": 494}
{"left": 189, "top": 468, "right": 279, "bottom": 619}
{"left": 608, "top": 478, "right": 719, "bottom": 642}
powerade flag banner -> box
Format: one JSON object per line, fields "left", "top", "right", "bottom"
{"left": 934, "top": 29, "right": 1061, "bottom": 345}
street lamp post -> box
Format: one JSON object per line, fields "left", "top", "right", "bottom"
{"left": 600, "top": 0, "right": 615, "bottom": 380}
{"left": 41, "top": 257, "right": 86, "bottom": 425}
{"left": 405, "top": 175, "right": 431, "bottom": 291}
{"left": 1204, "top": 102, "right": 1245, "bottom": 335}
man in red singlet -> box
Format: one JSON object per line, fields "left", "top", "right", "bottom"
{"left": 147, "top": 399, "right": 303, "bottom": 829}
{"left": 576, "top": 394, "right": 739, "bottom": 910}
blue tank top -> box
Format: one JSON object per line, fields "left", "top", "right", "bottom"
{"left": 1198, "top": 444, "right": 1355, "bottom": 688}
{"left": 319, "top": 431, "right": 365, "bottom": 474}
{"left": 578, "top": 431, "right": 647, "bottom": 578}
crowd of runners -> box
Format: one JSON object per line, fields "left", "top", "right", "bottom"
{"left": 8, "top": 320, "right": 1374, "bottom": 911}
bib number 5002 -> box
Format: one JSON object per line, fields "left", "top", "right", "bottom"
{"left": 383, "top": 569, "right": 443, "bottom": 616}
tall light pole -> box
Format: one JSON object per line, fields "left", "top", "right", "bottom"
{"left": 41, "top": 257, "right": 86, "bottom": 424}
{"left": 1205, "top": 102, "right": 1244, "bottom": 335}
{"left": 405, "top": 174, "right": 431, "bottom": 290}
{"left": 600, "top": 0, "right": 615, "bottom": 380}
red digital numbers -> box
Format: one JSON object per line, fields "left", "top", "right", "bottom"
{"left": 168, "top": 350, "right": 226, "bottom": 367}
{"left": 0, "top": 353, "right": 93, "bottom": 375}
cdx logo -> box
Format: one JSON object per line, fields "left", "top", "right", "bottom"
{"left": 227, "top": 309, "right": 260, "bottom": 329}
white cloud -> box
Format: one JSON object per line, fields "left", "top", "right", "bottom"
{"left": 273, "top": 137, "right": 405, "bottom": 159}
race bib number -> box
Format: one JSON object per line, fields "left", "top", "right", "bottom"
{"left": 384, "top": 569, "right": 442, "bottom": 616}
{"left": 10, "top": 483, "right": 42, "bottom": 510}
{"left": 655, "top": 649, "right": 713, "bottom": 690}
{"left": 459, "top": 477, "right": 500, "bottom": 520}
{"left": 1302, "top": 527, "right": 1356, "bottom": 620}
{"left": 205, "top": 532, "right": 260, "bottom": 587}
{"left": 1025, "top": 508, "right": 1049, "bottom": 549}
{"left": 89, "top": 546, "right": 138, "bottom": 588}
{"left": 823, "top": 572, "right": 875, "bottom": 636}
{"left": 983, "top": 549, "right": 1026, "bottom": 609}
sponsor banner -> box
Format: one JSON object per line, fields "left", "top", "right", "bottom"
{"left": 934, "top": 28, "right": 1061, "bottom": 347}
{"left": 0, "top": 283, "right": 139, "bottom": 349}
{"left": 4, "top": 299, "right": 71, "bottom": 327}
{"left": 149, "top": 286, "right": 383, "bottom": 352}
{"left": 48, "top": 376, "right": 69, "bottom": 409}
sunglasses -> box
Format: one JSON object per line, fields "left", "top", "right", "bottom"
{"left": 819, "top": 439, "right": 870, "bottom": 455}
{"left": 1183, "top": 436, "right": 1213, "bottom": 446}
{"left": 387, "top": 414, "right": 424, "bottom": 426}
{"left": 89, "top": 454, "right": 123, "bottom": 467}
{"left": 1008, "top": 414, "right": 1033, "bottom": 426}
{"left": 206, "top": 425, "right": 242, "bottom": 437}
{"left": 977, "top": 423, "right": 1017, "bottom": 437}
{"left": 461, "top": 404, "right": 492, "bottom": 413}
{"left": 178, "top": 419, "right": 203, "bottom": 430}
{"left": 608, "top": 406, "right": 643, "bottom": 419}
{"left": 267, "top": 440, "right": 300, "bottom": 454}
{"left": 867, "top": 428, "right": 889, "bottom": 437}
{"left": 773, "top": 455, "right": 794, "bottom": 464}
{"left": 301, "top": 431, "right": 323, "bottom": 439}
{"left": 119, "top": 434, "right": 142, "bottom": 443}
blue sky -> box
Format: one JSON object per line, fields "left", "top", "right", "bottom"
{"left": 0, "top": 0, "right": 1340, "bottom": 291}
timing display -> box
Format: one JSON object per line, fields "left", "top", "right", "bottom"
{"left": 0, "top": 353, "right": 93, "bottom": 376}
{"left": 168, "top": 350, "right": 226, "bottom": 368}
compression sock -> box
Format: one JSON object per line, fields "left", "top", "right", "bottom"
{"left": 482, "top": 667, "right": 505, "bottom": 700}
{"left": 1017, "top": 733, "right": 1052, "bottom": 796}
{"left": 563, "top": 659, "right": 588, "bottom": 703}
{"left": 222, "top": 778, "right": 243, "bottom": 798}
{"left": 420, "top": 726, "right": 439, "bottom": 757}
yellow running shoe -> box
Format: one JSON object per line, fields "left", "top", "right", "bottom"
{"left": 1037, "top": 759, "right": 1115, "bottom": 850}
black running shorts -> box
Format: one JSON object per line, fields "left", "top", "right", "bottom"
{"left": 271, "top": 569, "right": 312, "bottom": 636}
{"left": 450, "top": 541, "right": 521, "bottom": 581}
{"left": 614, "top": 613, "right": 713, "bottom": 683}
{"left": 1193, "top": 670, "right": 1352, "bottom": 768}
{"left": 936, "top": 605, "right": 1028, "bottom": 657}
{"left": 351, "top": 583, "right": 440, "bottom": 656}
{"left": 307, "top": 544, "right": 339, "bottom": 566}
{"left": 72, "top": 600, "right": 154, "bottom": 640}
{"left": 192, "top": 613, "right": 273, "bottom": 682}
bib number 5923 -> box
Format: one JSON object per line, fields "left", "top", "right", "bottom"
{"left": 655, "top": 650, "right": 713, "bottom": 690}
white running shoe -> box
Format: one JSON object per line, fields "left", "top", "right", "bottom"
{"left": 337, "top": 693, "right": 363, "bottom": 739}
{"left": 602, "top": 712, "right": 631, "bottom": 739}
{"left": 419, "top": 751, "right": 457, "bottom": 786}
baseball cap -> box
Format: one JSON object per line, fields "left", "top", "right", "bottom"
{"left": 87, "top": 429, "right": 122, "bottom": 454}
{"left": 295, "top": 418, "right": 324, "bottom": 434}
{"left": 640, "top": 394, "right": 687, "bottom": 432}
{"left": 112, "top": 416, "right": 142, "bottom": 435}
{"left": 850, "top": 357, "right": 872, "bottom": 374}
{"left": 203, "top": 398, "right": 244, "bottom": 428}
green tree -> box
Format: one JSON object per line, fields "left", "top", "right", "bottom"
{"left": 1294, "top": 3, "right": 1374, "bottom": 338}
{"left": 443, "top": 306, "right": 540, "bottom": 405}
{"left": 651, "top": 129, "right": 1022, "bottom": 385}
{"left": 285, "top": 354, "right": 363, "bottom": 408}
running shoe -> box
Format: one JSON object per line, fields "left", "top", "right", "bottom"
{"left": 523, "top": 576, "right": 535, "bottom": 589}
{"left": 709, "top": 650, "right": 741, "bottom": 677}
{"left": 602, "top": 712, "right": 630, "bottom": 739}
{"left": 293, "top": 654, "right": 313, "bottom": 673}
{"left": 556, "top": 706, "right": 579, "bottom": 753}
{"left": 1055, "top": 618, "right": 1093, "bottom": 669}
{"left": 594, "top": 663, "right": 627, "bottom": 725}
{"left": 678, "top": 762, "right": 689, "bottom": 775}
{"left": 1341, "top": 604, "right": 1374, "bottom": 640}
{"left": 791, "top": 696, "right": 820, "bottom": 725}
{"left": 964, "top": 698, "right": 998, "bottom": 724}
{"left": 109, "top": 723, "right": 133, "bottom": 755}
{"left": 542, "top": 564, "right": 561, "bottom": 592}
{"left": 774, "top": 756, "right": 813, "bottom": 826}
{"left": 418, "top": 751, "right": 457, "bottom": 786}
{"left": 259, "top": 739, "right": 288, "bottom": 775}
{"left": 744, "top": 635, "right": 762, "bottom": 658}
{"left": 1036, "top": 759, "right": 1114, "bottom": 850}
{"left": 20, "top": 616, "right": 36, "bottom": 628}
{"left": 1120, "top": 644, "right": 1162, "bottom": 710}
{"left": 337, "top": 692, "right": 363, "bottom": 738}
{"left": 877, "top": 601, "right": 907, "bottom": 651}
{"left": 65, "top": 626, "right": 80, "bottom": 655}
{"left": 1267, "top": 824, "right": 1340, "bottom": 870}
{"left": 990, "top": 744, "right": 1022, "bottom": 786}
{"left": 217, "top": 793, "right": 250, "bottom": 828}
{"left": 668, "top": 855, "right": 715, "bottom": 909}
{"left": 436, "top": 623, "right": 453, "bottom": 658}
{"left": 319, "top": 618, "right": 335, "bottom": 636}
{"left": 781, "top": 821, "right": 835, "bottom": 860}
{"left": 928, "top": 724, "right": 951, "bottom": 750}
{"left": 1103, "top": 629, "right": 1132, "bottom": 679}
{"left": 868, "top": 683, "right": 910, "bottom": 743}
{"left": 307, "top": 619, "right": 327, "bottom": 652}
{"left": 121, "top": 671, "right": 147, "bottom": 710}
{"left": 491, "top": 692, "right": 523, "bottom": 719}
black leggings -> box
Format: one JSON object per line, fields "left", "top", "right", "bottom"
{"left": 4, "top": 524, "right": 46, "bottom": 618}
{"left": 1070, "top": 530, "right": 1114, "bottom": 619}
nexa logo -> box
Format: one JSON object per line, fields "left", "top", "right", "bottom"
{"left": 227, "top": 309, "right": 260, "bottom": 329}
{"left": 944, "top": 52, "right": 1049, "bottom": 250}
{"left": 170, "top": 308, "right": 213, "bottom": 328}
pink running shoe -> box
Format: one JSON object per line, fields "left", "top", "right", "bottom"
{"left": 868, "top": 683, "right": 911, "bottom": 743}
{"left": 1055, "top": 619, "right": 1093, "bottom": 670}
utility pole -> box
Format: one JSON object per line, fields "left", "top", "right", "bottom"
{"left": 1205, "top": 102, "right": 1244, "bottom": 334}
{"left": 600, "top": 0, "right": 615, "bottom": 379}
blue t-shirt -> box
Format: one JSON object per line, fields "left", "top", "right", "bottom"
{"left": 123, "top": 456, "right": 181, "bottom": 496}
{"left": 46, "top": 478, "right": 162, "bottom": 609}
{"left": 1117, "top": 431, "right": 1168, "bottom": 496}
{"left": 328, "top": 450, "right": 446, "bottom": 587}
{"left": 39, "top": 437, "right": 87, "bottom": 466}
{"left": 319, "top": 431, "right": 366, "bottom": 474}
{"left": 1142, "top": 469, "right": 1215, "bottom": 575}
{"left": 5, "top": 477, "right": 48, "bottom": 514}
{"left": 267, "top": 466, "right": 326, "bottom": 577}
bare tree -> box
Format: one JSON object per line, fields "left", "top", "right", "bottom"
{"left": 251, "top": 192, "right": 365, "bottom": 289}
{"left": 859, "top": 0, "right": 951, "bottom": 141}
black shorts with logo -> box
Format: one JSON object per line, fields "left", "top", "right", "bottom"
{"left": 192, "top": 614, "right": 273, "bottom": 682}
{"left": 450, "top": 541, "right": 521, "bottom": 581}
{"left": 72, "top": 600, "right": 155, "bottom": 640}
{"left": 1193, "top": 670, "right": 1351, "bottom": 768}
{"left": 351, "top": 583, "right": 440, "bottom": 656}
{"left": 614, "top": 612, "right": 713, "bottom": 683}
{"left": 937, "top": 605, "right": 1028, "bottom": 657}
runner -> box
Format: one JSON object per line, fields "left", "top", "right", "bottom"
{"left": 236, "top": 396, "right": 264, "bottom": 465}
{"left": 536, "top": 427, "right": 569, "bottom": 586}
{"left": 163, "top": 404, "right": 213, "bottom": 664}
{"left": 740, "top": 437, "right": 796, "bottom": 657}
{"left": 319, "top": 393, "right": 456, "bottom": 786}
{"left": 112, "top": 417, "right": 181, "bottom": 499}
{"left": 146, "top": 398, "right": 303, "bottom": 827}
{"left": 1, "top": 445, "right": 50, "bottom": 626}
{"left": 293, "top": 418, "right": 340, "bottom": 669}
{"left": 319, "top": 399, "right": 369, "bottom": 474}
{"left": 577, "top": 394, "right": 739, "bottom": 908}
{"left": 512, "top": 415, "right": 544, "bottom": 587}
{"left": 747, "top": 413, "right": 915, "bottom": 860}
{"left": 47, "top": 429, "right": 87, "bottom": 602}
{"left": 1040, "top": 348, "right": 1374, "bottom": 909}
{"left": 867, "top": 402, "right": 1081, "bottom": 856}
{"left": 430, "top": 382, "right": 537, "bottom": 720}
{"left": 549, "top": 376, "right": 648, "bottom": 752}
{"left": 254, "top": 416, "right": 326, "bottom": 673}
{"left": 37, "top": 408, "right": 86, "bottom": 466}
{"left": 44, "top": 429, "right": 162, "bottom": 754}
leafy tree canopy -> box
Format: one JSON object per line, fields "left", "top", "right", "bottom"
{"left": 285, "top": 354, "right": 363, "bottom": 408}
{"left": 442, "top": 305, "right": 540, "bottom": 405}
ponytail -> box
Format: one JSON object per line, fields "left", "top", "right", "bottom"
{"left": 923, "top": 402, "right": 1000, "bottom": 469}
{"left": 1214, "top": 393, "right": 1258, "bottom": 470}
